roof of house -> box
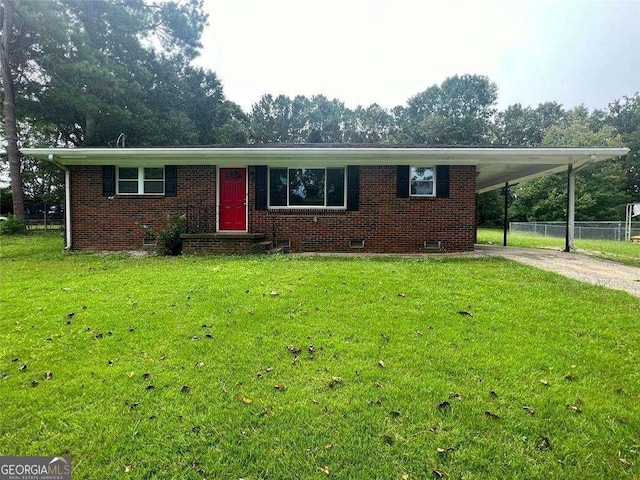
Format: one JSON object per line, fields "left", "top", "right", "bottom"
{"left": 21, "top": 145, "right": 629, "bottom": 193}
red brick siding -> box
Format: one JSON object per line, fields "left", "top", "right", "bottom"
{"left": 70, "top": 164, "right": 476, "bottom": 252}
{"left": 250, "top": 165, "right": 476, "bottom": 253}
{"left": 70, "top": 165, "right": 216, "bottom": 250}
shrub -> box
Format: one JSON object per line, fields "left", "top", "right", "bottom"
{"left": 0, "top": 215, "right": 25, "bottom": 235}
{"left": 157, "top": 214, "right": 186, "bottom": 256}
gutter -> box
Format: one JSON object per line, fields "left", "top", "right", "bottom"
{"left": 49, "top": 154, "right": 72, "bottom": 250}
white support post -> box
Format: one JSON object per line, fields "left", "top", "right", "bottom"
{"left": 565, "top": 164, "right": 575, "bottom": 252}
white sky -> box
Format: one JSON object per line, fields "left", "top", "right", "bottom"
{"left": 194, "top": 0, "right": 640, "bottom": 113}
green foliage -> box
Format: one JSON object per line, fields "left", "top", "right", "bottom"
{"left": 399, "top": 74, "right": 498, "bottom": 144}
{"left": 156, "top": 214, "right": 186, "bottom": 256}
{"left": 509, "top": 106, "right": 630, "bottom": 222}
{"left": 1, "top": 236, "right": 639, "bottom": 478}
{"left": 0, "top": 215, "right": 24, "bottom": 235}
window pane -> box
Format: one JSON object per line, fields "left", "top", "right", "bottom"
{"left": 410, "top": 167, "right": 434, "bottom": 196}
{"left": 289, "top": 169, "right": 325, "bottom": 206}
{"left": 144, "top": 168, "right": 164, "bottom": 180}
{"left": 119, "top": 167, "right": 138, "bottom": 180}
{"left": 326, "top": 168, "right": 345, "bottom": 206}
{"left": 144, "top": 181, "right": 164, "bottom": 194}
{"left": 269, "top": 168, "right": 287, "bottom": 206}
{"left": 118, "top": 180, "right": 138, "bottom": 194}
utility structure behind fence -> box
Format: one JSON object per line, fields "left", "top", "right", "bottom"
{"left": 510, "top": 221, "right": 640, "bottom": 242}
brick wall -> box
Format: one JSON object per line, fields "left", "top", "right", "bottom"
{"left": 70, "top": 165, "right": 216, "bottom": 250}
{"left": 69, "top": 164, "right": 476, "bottom": 252}
{"left": 250, "top": 165, "right": 477, "bottom": 253}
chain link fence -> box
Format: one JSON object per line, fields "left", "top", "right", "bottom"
{"left": 509, "top": 221, "right": 640, "bottom": 241}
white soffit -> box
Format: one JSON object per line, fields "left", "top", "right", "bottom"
{"left": 21, "top": 147, "right": 629, "bottom": 193}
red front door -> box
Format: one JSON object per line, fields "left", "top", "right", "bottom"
{"left": 219, "top": 168, "right": 247, "bottom": 231}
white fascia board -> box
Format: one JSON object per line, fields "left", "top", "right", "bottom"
{"left": 21, "top": 146, "right": 629, "bottom": 168}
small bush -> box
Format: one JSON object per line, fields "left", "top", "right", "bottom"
{"left": 0, "top": 215, "right": 25, "bottom": 235}
{"left": 157, "top": 214, "right": 186, "bottom": 256}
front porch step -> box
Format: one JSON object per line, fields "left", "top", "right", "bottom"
{"left": 181, "top": 232, "right": 269, "bottom": 255}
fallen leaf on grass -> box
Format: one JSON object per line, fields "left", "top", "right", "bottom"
{"left": 523, "top": 406, "right": 536, "bottom": 415}
{"left": 484, "top": 411, "right": 500, "bottom": 419}
{"left": 535, "top": 436, "right": 552, "bottom": 451}
{"left": 270, "top": 291, "right": 279, "bottom": 297}
{"left": 437, "top": 447, "right": 455, "bottom": 454}
{"left": 540, "top": 378, "right": 549, "bottom": 386}
{"left": 567, "top": 404, "right": 582, "bottom": 413}
{"left": 124, "top": 464, "right": 133, "bottom": 473}
{"left": 619, "top": 457, "right": 632, "bottom": 466}
{"left": 378, "top": 360, "right": 385, "bottom": 368}
{"left": 242, "top": 397, "right": 252, "bottom": 404}
{"left": 374, "top": 382, "right": 383, "bottom": 388}
{"left": 327, "top": 377, "right": 343, "bottom": 388}
{"left": 266, "top": 366, "right": 274, "bottom": 372}
{"left": 195, "top": 362, "right": 205, "bottom": 368}
{"left": 319, "top": 465, "right": 329, "bottom": 475}
{"left": 324, "top": 443, "right": 333, "bottom": 450}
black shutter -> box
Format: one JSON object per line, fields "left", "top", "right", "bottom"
{"left": 255, "top": 165, "right": 268, "bottom": 210}
{"left": 396, "top": 165, "right": 409, "bottom": 198}
{"left": 165, "top": 165, "right": 177, "bottom": 197}
{"left": 346, "top": 166, "right": 359, "bottom": 211}
{"left": 436, "top": 165, "right": 450, "bottom": 198}
{"left": 102, "top": 166, "right": 115, "bottom": 197}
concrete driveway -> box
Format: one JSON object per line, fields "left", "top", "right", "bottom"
{"left": 475, "top": 244, "right": 640, "bottom": 298}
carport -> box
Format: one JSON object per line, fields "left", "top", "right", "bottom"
{"left": 474, "top": 147, "right": 630, "bottom": 251}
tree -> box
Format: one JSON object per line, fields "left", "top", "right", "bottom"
{"left": 494, "top": 102, "right": 565, "bottom": 146}
{"left": 343, "top": 104, "right": 393, "bottom": 143}
{"left": 606, "top": 94, "right": 640, "bottom": 197}
{"left": 1, "top": 0, "right": 30, "bottom": 222}
{"left": 398, "top": 74, "right": 498, "bottom": 144}
{"left": 509, "top": 106, "right": 627, "bottom": 221}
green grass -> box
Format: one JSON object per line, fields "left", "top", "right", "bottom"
{"left": 1, "top": 233, "right": 639, "bottom": 479}
{"left": 478, "top": 228, "right": 640, "bottom": 267}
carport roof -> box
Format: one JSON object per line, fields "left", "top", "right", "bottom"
{"left": 21, "top": 145, "right": 629, "bottom": 193}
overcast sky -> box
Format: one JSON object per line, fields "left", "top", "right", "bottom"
{"left": 194, "top": 0, "right": 640, "bottom": 113}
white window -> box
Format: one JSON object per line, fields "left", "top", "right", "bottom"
{"left": 269, "top": 168, "right": 345, "bottom": 208}
{"left": 410, "top": 167, "right": 435, "bottom": 197}
{"left": 117, "top": 167, "right": 164, "bottom": 195}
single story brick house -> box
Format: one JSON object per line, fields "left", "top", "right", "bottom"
{"left": 22, "top": 145, "right": 628, "bottom": 254}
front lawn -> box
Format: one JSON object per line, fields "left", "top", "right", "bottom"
{"left": 1, "top": 234, "right": 639, "bottom": 479}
